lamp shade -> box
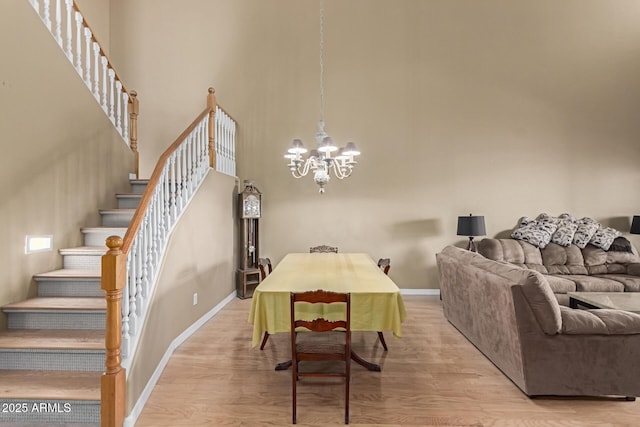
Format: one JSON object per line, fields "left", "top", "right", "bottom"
{"left": 631, "top": 216, "right": 640, "bottom": 234}
{"left": 457, "top": 215, "right": 486, "bottom": 237}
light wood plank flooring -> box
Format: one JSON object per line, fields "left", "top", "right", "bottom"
{"left": 135, "top": 295, "right": 639, "bottom": 426}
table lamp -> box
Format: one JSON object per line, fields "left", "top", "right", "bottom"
{"left": 457, "top": 214, "right": 486, "bottom": 252}
{"left": 631, "top": 216, "right": 640, "bottom": 235}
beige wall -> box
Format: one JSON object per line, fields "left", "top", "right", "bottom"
{"left": 76, "top": 0, "right": 110, "bottom": 53}
{"left": 125, "top": 171, "right": 236, "bottom": 412}
{"left": 0, "top": 0, "right": 134, "bottom": 329}
{"left": 107, "top": 0, "right": 640, "bottom": 290}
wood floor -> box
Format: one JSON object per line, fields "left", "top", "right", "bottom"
{"left": 135, "top": 295, "right": 639, "bottom": 426}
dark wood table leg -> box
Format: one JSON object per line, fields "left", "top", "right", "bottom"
{"left": 350, "top": 351, "right": 381, "bottom": 372}
{"left": 377, "top": 331, "right": 388, "bottom": 351}
{"left": 259, "top": 332, "right": 270, "bottom": 350}
{"left": 275, "top": 360, "right": 292, "bottom": 371}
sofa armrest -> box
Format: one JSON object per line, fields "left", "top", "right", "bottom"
{"left": 627, "top": 263, "right": 640, "bottom": 276}
{"left": 560, "top": 306, "right": 640, "bottom": 335}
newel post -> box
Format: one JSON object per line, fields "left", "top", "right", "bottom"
{"left": 207, "top": 87, "right": 217, "bottom": 169}
{"left": 101, "top": 236, "right": 126, "bottom": 427}
{"left": 129, "top": 91, "right": 139, "bottom": 179}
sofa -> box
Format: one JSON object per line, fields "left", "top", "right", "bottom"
{"left": 436, "top": 245, "right": 640, "bottom": 399}
{"left": 478, "top": 238, "right": 640, "bottom": 306}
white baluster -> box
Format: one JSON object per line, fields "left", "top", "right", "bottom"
{"left": 224, "top": 116, "right": 231, "bottom": 175}
{"left": 64, "top": 0, "right": 72, "bottom": 59}
{"left": 108, "top": 68, "right": 115, "bottom": 122}
{"left": 215, "top": 108, "right": 220, "bottom": 172}
{"left": 74, "top": 12, "right": 83, "bottom": 74}
{"left": 42, "top": 0, "right": 52, "bottom": 30}
{"left": 175, "top": 150, "right": 183, "bottom": 211}
{"left": 223, "top": 115, "right": 229, "bottom": 175}
{"left": 54, "top": 0, "right": 62, "bottom": 45}
{"left": 83, "top": 28, "right": 92, "bottom": 86}
{"left": 231, "top": 121, "right": 236, "bottom": 176}
{"left": 170, "top": 157, "right": 177, "bottom": 224}
{"left": 115, "top": 81, "right": 123, "bottom": 133}
{"left": 128, "top": 239, "right": 139, "bottom": 335}
{"left": 121, "top": 254, "right": 132, "bottom": 357}
{"left": 29, "top": 0, "right": 39, "bottom": 12}
{"left": 164, "top": 168, "right": 172, "bottom": 236}
{"left": 101, "top": 56, "right": 108, "bottom": 112}
{"left": 122, "top": 92, "right": 130, "bottom": 141}
{"left": 92, "top": 41, "right": 100, "bottom": 98}
{"left": 152, "top": 194, "right": 160, "bottom": 270}
{"left": 139, "top": 217, "right": 148, "bottom": 315}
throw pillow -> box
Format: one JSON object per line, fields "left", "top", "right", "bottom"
{"left": 589, "top": 226, "right": 622, "bottom": 251}
{"left": 537, "top": 213, "right": 578, "bottom": 247}
{"left": 511, "top": 218, "right": 558, "bottom": 249}
{"left": 551, "top": 220, "right": 578, "bottom": 247}
{"left": 573, "top": 217, "right": 599, "bottom": 249}
{"left": 608, "top": 236, "right": 633, "bottom": 253}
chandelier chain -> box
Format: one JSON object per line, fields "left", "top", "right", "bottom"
{"left": 319, "top": 0, "right": 324, "bottom": 123}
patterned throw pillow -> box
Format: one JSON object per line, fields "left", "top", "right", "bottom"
{"left": 589, "top": 226, "right": 622, "bottom": 251}
{"left": 573, "top": 217, "right": 600, "bottom": 249}
{"left": 537, "top": 213, "right": 578, "bottom": 247}
{"left": 511, "top": 218, "right": 558, "bottom": 249}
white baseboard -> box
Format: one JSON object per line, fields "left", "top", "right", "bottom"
{"left": 123, "top": 290, "right": 237, "bottom": 427}
{"left": 400, "top": 288, "right": 440, "bottom": 296}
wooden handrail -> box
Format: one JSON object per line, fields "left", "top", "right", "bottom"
{"left": 71, "top": 0, "right": 129, "bottom": 94}
{"left": 122, "top": 104, "right": 213, "bottom": 254}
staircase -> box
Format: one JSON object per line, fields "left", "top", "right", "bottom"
{"left": 0, "top": 179, "right": 147, "bottom": 425}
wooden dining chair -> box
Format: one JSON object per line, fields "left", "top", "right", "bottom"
{"left": 290, "top": 290, "right": 351, "bottom": 424}
{"left": 258, "top": 257, "right": 272, "bottom": 281}
{"left": 377, "top": 258, "right": 391, "bottom": 275}
{"left": 309, "top": 244, "right": 338, "bottom": 253}
{"left": 258, "top": 257, "right": 273, "bottom": 350}
{"left": 376, "top": 258, "right": 391, "bottom": 351}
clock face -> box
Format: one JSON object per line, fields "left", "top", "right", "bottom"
{"left": 243, "top": 195, "right": 261, "bottom": 218}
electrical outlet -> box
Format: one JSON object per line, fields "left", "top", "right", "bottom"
{"left": 193, "top": 292, "right": 198, "bottom": 306}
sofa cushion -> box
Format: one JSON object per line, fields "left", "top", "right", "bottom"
{"left": 573, "top": 218, "right": 600, "bottom": 248}
{"left": 565, "top": 275, "right": 625, "bottom": 292}
{"left": 560, "top": 307, "right": 640, "bottom": 335}
{"left": 546, "top": 275, "right": 577, "bottom": 293}
{"left": 511, "top": 218, "right": 558, "bottom": 249}
{"left": 518, "top": 270, "right": 562, "bottom": 335}
{"left": 540, "top": 243, "right": 588, "bottom": 275}
{"left": 581, "top": 245, "right": 607, "bottom": 266}
{"left": 478, "top": 239, "right": 547, "bottom": 274}
{"left": 594, "top": 274, "right": 640, "bottom": 292}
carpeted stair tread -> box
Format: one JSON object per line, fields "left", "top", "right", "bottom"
{"left": 2, "top": 297, "right": 105, "bottom": 311}
{"left": 33, "top": 269, "right": 101, "bottom": 279}
{"left": 58, "top": 246, "right": 108, "bottom": 255}
{"left": 0, "top": 329, "right": 104, "bottom": 350}
{"left": 0, "top": 370, "right": 100, "bottom": 400}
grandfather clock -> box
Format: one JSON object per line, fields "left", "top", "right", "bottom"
{"left": 236, "top": 181, "right": 262, "bottom": 299}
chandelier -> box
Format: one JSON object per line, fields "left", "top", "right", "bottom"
{"left": 284, "top": 0, "right": 361, "bottom": 194}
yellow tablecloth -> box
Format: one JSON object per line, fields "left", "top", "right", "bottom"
{"left": 248, "top": 253, "right": 407, "bottom": 347}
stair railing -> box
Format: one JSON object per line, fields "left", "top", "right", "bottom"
{"left": 28, "top": 0, "right": 140, "bottom": 178}
{"left": 101, "top": 88, "right": 236, "bottom": 426}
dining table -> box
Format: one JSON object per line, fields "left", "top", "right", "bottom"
{"left": 248, "top": 252, "right": 407, "bottom": 371}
